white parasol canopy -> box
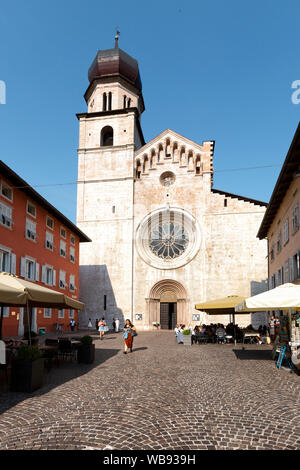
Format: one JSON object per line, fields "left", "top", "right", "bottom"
{"left": 235, "top": 283, "right": 300, "bottom": 312}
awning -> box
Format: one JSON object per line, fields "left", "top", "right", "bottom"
{"left": 0, "top": 272, "right": 84, "bottom": 310}
{"left": 235, "top": 283, "right": 300, "bottom": 312}
{"left": 195, "top": 295, "right": 246, "bottom": 315}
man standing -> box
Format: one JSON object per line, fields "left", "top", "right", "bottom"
{"left": 115, "top": 318, "right": 120, "bottom": 333}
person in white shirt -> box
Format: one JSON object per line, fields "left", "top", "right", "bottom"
{"left": 115, "top": 318, "right": 120, "bottom": 333}
{"left": 177, "top": 325, "right": 184, "bottom": 344}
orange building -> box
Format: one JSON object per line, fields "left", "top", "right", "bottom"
{"left": 0, "top": 160, "right": 91, "bottom": 337}
{"left": 257, "top": 122, "right": 300, "bottom": 287}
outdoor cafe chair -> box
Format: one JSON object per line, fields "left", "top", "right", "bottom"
{"left": 0, "top": 348, "right": 13, "bottom": 388}
{"left": 58, "top": 339, "right": 76, "bottom": 361}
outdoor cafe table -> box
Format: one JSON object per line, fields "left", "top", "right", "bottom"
{"left": 243, "top": 332, "right": 260, "bottom": 344}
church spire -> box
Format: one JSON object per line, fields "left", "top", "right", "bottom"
{"left": 115, "top": 28, "right": 120, "bottom": 49}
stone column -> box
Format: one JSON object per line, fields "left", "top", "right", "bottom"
{"left": 31, "top": 308, "right": 37, "bottom": 333}
{"left": 18, "top": 308, "right": 24, "bottom": 337}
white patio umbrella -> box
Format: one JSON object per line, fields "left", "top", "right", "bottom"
{"left": 235, "top": 283, "right": 300, "bottom": 312}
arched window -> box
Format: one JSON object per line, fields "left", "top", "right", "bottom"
{"left": 123, "top": 95, "right": 127, "bottom": 108}
{"left": 108, "top": 92, "right": 112, "bottom": 111}
{"left": 100, "top": 126, "right": 114, "bottom": 147}
{"left": 103, "top": 93, "right": 107, "bottom": 111}
{"left": 127, "top": 98, "right": 131, "bottom": 108}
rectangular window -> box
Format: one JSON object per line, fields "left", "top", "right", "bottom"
{"left": 69, "top": 309, "right": 74, "bottom": 319}
{"left": 59, "top": 270, "right": 66, "bottom": 289}
{"left": 277, "top": 267, "right": 284, "bottom": 286}
{"left": 58, "top": 309, "right": 64, "bottom": 319}
{"left": 60, "top": 226, "right": 66, "bottom": 239}
{"left": 0, "top": 249, "right": 10, "bottom": 272}
{"left": 1, "top": 181, "right": 13, "bottom": 202}
{"left": 69, "top": 274, "right": 75, "bottom": 291}
{"left": 292, "top": 204, "right": 299, "bottom": 234}
{"left": 41, "top": 265, "right": 55, "bottom": 286}
{"left": 45, "top": 231, "right": 54, "bottom": 251}
{"left": 277, "top": 230, "right": 282, "bottom": 253}
{"left": 44, "top": 308, "right": 52, "bottom": 318}
{"left": 0, "top": 306, "right": 9, "bottom": 318}
{"left": 26, "top": 201, "right": 36, "bottom": 218}
{"left": 70, "top": 246, "right": 75, "bottom": 263}
{"left": 70, "top": 235, "right": 75, "bottom": 246}
{"left": 26, "top": 259, "right": 35, "bottom": 281}
{"left": 271, "top": 274, "right": 276, "bottom": 289}
{"left": 104, "top": 295, "right": 107, "bottom": 311}
{"left": 60, "top": 240, "right": 66, "bottom": 257}
{"left": 270, "top": 243, "right": 275, "bottom": 262}
{"left": 0, "top": 201, "right": 12, "bottom": 228}
{"left": 26, "top": 218, "right": 37, "bottom": 241}
{"left": 46, "top": 267, "right": 53, "bottom": 286}
{"left": 284, "top": 260, "right": 289, "bottom": 283}
{"left": 46, "top": 216, "right": 54, "bottom": 230}
{"left": 283, "top": 219, "right": 289, "bottom": 245}
{"left": 292, "top": 251, "right": 300, "bottom": 281}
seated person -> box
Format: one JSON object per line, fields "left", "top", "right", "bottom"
{"left": 192, "top": 325, "right": 200, "bottom": 344}
{"left": 216, "top": 324, "right": 226, "bottom": 343}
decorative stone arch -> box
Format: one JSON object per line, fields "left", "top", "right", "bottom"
{"left": 146, "top": 279, "right": 189, "bottom": 329}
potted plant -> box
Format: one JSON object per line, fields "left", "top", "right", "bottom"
{"left": 183, "top": 328, "right": 192, "bottom": 346}
{"left": 77, "top": 335, "right": 95, "bottom": 364}
{"left": 10, "top": 346, "right": 44, "bottom": 392}
{"left": 23, "top": 330, "right": 39, "bottom": 346}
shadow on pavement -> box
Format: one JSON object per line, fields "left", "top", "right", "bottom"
{"left": 0, "top": 347, "right": 119, "bottom": 416}
{"left": 233, "top": 348, "right": 273, "bottom": 361}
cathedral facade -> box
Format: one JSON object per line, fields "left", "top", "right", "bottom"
{"left": 76, "top": 41, "right": 268, "bottom": 330}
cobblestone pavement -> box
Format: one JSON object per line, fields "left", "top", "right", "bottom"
{"left": 0, "top": 331, "right": 300, "bottom": 450}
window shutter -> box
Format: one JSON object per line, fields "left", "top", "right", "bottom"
{"left": 53, "top": 269, "right": 56, "bottom": 286}
{"left": 4, "top": 253, "right": 10, "bottom": 272}
{"left": 35, "top": 263, "right": 39, "bottom": 282}
{"left": 41, "top": 265, "right": 46, "bottom": 284}
{"left": 20, "top": 257, "right": 26, "bottom": 278}
{"left": 268, "top": 277, "right": 271, "bottom": 290}
{"left": 10, "top": 253, "right": 16, "bottom": 275}
{"left": 285, "top": 260, "right": 289, "bottom": 283}
{"left": 289, "top": 257, "right": 294, "bottom": 282}
{"left": 297, "top": 251, "right": 300, "bottom": 279}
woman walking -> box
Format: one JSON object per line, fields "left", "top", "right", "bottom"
{"left": 98, "top": 318, "right": 106, "bottom": 340}
{"left": 122, "top": 319, "right": 136, "bottom": 354}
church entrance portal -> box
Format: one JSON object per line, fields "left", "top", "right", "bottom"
{"left": 147, "top": 279, "right": 188, "bottom": 329}
{"left": 160, "top": 302, "right": 177, "bottom": 330}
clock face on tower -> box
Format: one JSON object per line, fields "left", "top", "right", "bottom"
{"left": 136, "top": 207, "right": 201, "bottom": 269}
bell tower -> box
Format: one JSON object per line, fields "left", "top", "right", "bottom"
{"left": 76, "top": 37, "right": 145, "bottom": 327}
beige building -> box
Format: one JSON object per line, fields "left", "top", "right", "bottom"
{"left": 257, "top": 122, "right": 300, "bottom": 287}
{"left": 76, "top": 40, "right": 268, "bottom": 330}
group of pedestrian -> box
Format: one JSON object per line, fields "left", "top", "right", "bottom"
{"left": 86, "top": 316, "right": 137, "bottom": 354}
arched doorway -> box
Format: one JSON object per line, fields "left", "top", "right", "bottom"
{"left": 147, "top": 280, "right": 188, "bottom": 329}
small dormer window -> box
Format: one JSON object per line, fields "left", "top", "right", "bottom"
{"left": 101, "top": 126, "right": 114, "bottom": 147}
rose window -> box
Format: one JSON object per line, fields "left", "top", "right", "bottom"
{"left": 149, "top": 221, "right": 189, "bottom": 260}
{"left": 136, "top": 207, "right": 201, "bottom": 270}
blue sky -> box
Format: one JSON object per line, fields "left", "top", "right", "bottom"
{"left": 0, "top": 0, "right": 299, "bottom": 223}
